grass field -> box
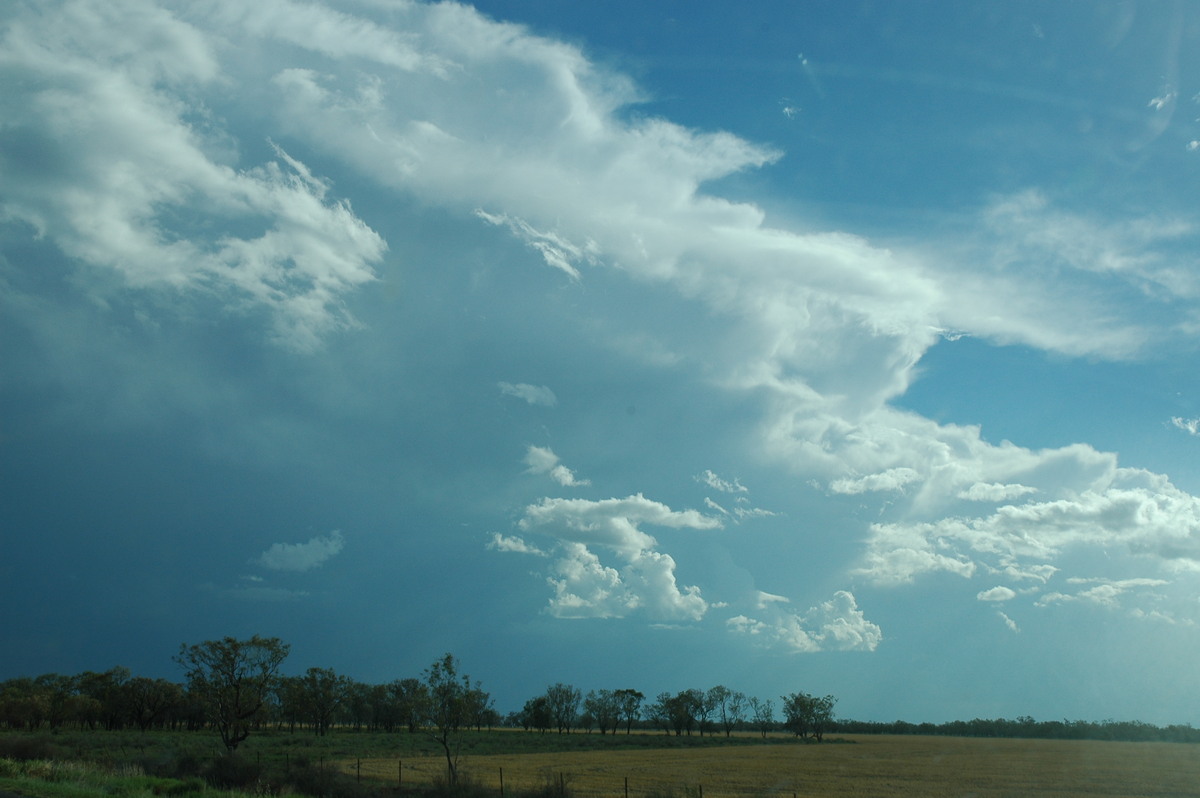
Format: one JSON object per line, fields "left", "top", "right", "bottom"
{"left": 4, "top": 728, "right": 1199, "bottom": 798}
{"left": 356, "top": 734, "right": 1200, "bottom": 798}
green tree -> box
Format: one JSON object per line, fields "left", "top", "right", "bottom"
{"left": 301, "top": 667, "right": 352, "bottom": 736}
{"left": 583, "top": 689, "right": 621, "bottom": 735}
{"left": 176, "top": 635, "right": 290, "bottom": 752}
{"left": 544, "top": 683, "right": 582, "bottom": 734}
{"left": 615, "top": 688, "right": 643, "bottom": 734}
{"left": 423, "top": 653, "right": 472, "bottom": 786}
{"left": 520, "top": 694, "right": 552, "bottom": 733}
{"left": 781, "top": 692, "right": 836, "bottom": 742}
{"left": 749, "top": 696, "right": 774, "bottom": 738}
{"left": 390, "top": 677, "right": 429, "bottom": 733}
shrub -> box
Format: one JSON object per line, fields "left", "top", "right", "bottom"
{"left": 202, "top": 752, "right": 263, "bottom": 789}
{"left": 0, "top": 734, "right": 62, "bottom": 761}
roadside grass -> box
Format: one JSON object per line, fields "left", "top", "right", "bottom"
{"left": 0, "top": 757, "right": 211, "bottom": 798}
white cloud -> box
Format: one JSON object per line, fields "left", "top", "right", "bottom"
{"left": 475, "top": 209, "right": 594, "bottom": 280}
{"left": 1148, "top": 92, "right": 1176, "bottom": 110}
{"left": 523, "top": 445, "right": 590, "bottom": 487}
{"left": 488, "top": 533, "right": 546, "bottom": 556}
{"left": 518, "top": 494, "right": 719, "bottom": 621}
{"left": 998, "top": 611, "right": 1020, "bottom": 633}
{"left": 15, "top": 0, "right": 1200, "bottom": 642}
{"left": 830, "top": 468, "right": 921, "bottom": 495}
{"left": 546, "top": 543, "right": 634, "bottom": 619}
{"left": 958, "top": 482, "right": 1038, "bottom": 502}
{"left": 0, "top": 3, "right": 386, "bottom": 350}
{"left": 697, "top": 470, "right": 748, "bottom": 493}
{"left": 1171, "top": 417, "right": 1200, "bottom": 436}
{"left": 1036, "top": 577, "right": 1171, "bottom": 610}
{"left": 728, "top": 590, "right": 882, "bottom": 653}
{"left": 977, "top": 586, "right": 1017, "bottom": 602}
{"left": 519, "top": 493, "right": 722, "bottom": 554}
{"left": 255, "top": 530, "right": 345, "bottom": 572}
{"left": 498, "top": 382, "right": 558, "bottom": 407}
{"left": 856, "top": 465, "right": 1200, "bottom": 586}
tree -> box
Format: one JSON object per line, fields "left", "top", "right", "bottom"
{"left": 615, "top": 689, "right": 643, "bottom": 734}
{"left": 520, "top": 695, "right": 552, "bottom": 733}
{"left": 709, "top": 685, "right": 747, "bottom": 737}
{"left": 301, "top": 667, "right": 352, "bottom": 736}
{"left": 423, "top": 653, "right": 473, "bottom": 786}
{"left": 176, "top": 635, "right": 290, "bottom": 753}
{"left": 749, "top": 696, "right": 775, "bottom": 738}
{"left": 544, "top": 683, "right": 582, "bottom": 734}
{"left": 126, "top": 677, "right": 183, "bottom": 731}
{"left": 390, "top": 677, "right": 429, "bottom": 733}
{"left": 464, "top": 681, "right": 495, "bottom": 731}
{"left": 659, "top": 689, "right": 702, "bottom": 736}
{"left": 781, "top": 692, "right": 837, "bottom": 742}
{"left": 583, "top": 689, "right": 621, "bottom": 735}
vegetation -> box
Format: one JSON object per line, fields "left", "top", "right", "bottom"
{"left": 3, "top": 635, "right": 1200, "bottom": 796}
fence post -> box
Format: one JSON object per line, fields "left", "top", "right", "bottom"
{"left": 499, "top": 766, "right": 505, "bottom": 797}
{"left": 398, "top": 759, "right": 403, "bottom": 790}
{"left": 624, "top": 776, "right": 629, "bottom": 798}
{"left": 357, "top": 758, "right": 361, "bottom": 782}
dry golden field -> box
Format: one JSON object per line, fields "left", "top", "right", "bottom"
{"left": 356, "top": 734, "right": 1200, "bottom": 798}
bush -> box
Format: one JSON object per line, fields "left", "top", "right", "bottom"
{"left": 0, "top": 734, "right": 62, "bottom": 761}
{"left": 285, "top": 761, "right": 370, "bottom": 798}
{"left": 202, "top": 752, "right": 263, "bottom": 789}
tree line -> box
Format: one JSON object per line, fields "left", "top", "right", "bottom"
{"left": 4, "top": 634, "right": 1196, "bottom": 767}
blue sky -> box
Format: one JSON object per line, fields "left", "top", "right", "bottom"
{"left": 3, "top": 0, "right": 1200, "bottom": 726}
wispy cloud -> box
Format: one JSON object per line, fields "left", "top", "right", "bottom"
{"left": 696, "top": 470, "right": 748, "bottom": 493}
{"left": 499, "top": 382, "right": 558, "bottom": 407}
{"left": 475, "top": 210, "right": 594, "bottom": 280}
{"left": 1171, "top": 417, "right": 1200, "bottom": 435}
{"left": 255, "top": 530, "right": 345, "bottom": 572}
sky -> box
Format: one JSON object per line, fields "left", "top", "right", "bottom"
{"left": 3, "top": 0, "right": 1200, "bottom": 726}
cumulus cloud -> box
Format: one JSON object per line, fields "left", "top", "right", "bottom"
{"left": 498, "top": 382, "right": 558, "bottom": 407}
{"left": 857, "top": 468, "right": 1200, "bottom": 587}
{"left": 516, "top": 494, "right": 720, "bottom": 621}
{"left": 255, "top": 530, "right": 345, "bottom": 572}
{"left": 977, "top": 586, "right": 1017, "bottom": 602}
{"left": 727, "top": 590, "right": 882, "bottom": 653}
{"left": 15, "top": 0, "right": 1200, "bottom": 642}
{"left": 524, "top": 445, "right": 590, "bottom": 487}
